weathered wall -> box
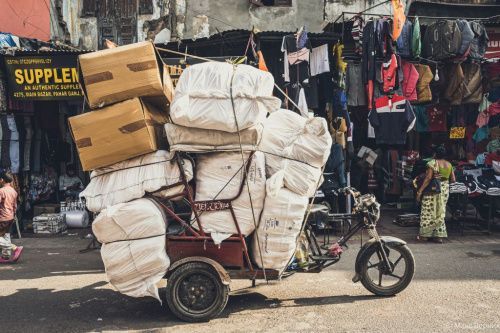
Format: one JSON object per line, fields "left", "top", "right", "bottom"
{"left": 60, "top": 1, "right": 98, "bottom": 50}
{"left": 324, "top": 0, "right": 393, "bottom": 22}
{"left": 181, "top": 0, "right": 394, "bottom": 39}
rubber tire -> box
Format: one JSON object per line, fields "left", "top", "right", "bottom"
{"left": 359, "top": 244, "right": 415, "bottom": 297}
{"left": 166, "top": 262, "right": 229, "bottom": 322}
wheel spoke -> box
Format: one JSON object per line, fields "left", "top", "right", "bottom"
{"left": 378, "top": 270, "right": 383, "bottom": 286}
{"left": 392, "top": 254, "right": 404, "bottom": 268}
{"left": 388, "top": 273, "right": 403, "bottom": 280}
{"left": 367, "top": 261, "right": 380, "bottom": 269}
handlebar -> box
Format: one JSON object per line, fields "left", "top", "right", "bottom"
{"left": 338, "top": 187, "right": 360, "bottom": 199}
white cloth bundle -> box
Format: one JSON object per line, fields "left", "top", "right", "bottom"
{"left": 258, "top": 109, "right": 331, "bottom": 196}
{"left": 170, "top": 62, "right": 280, "bottom": 132}
{"left": 193, "top": 152, "right": 266, "bottom": 244}
{"left": 80, "top": 150, "right": 193, "bottom": 212}
{"left": 165, "top": 123, "right": 263, "bottom": 152}
{"left": 93, "top": 198, "right": 169, "bottom": 302}
{"left": 259, "top": 109, "right": 332, "bottom": 168}
{"left": 252, "top": 181, "right": 309, "bottom": 272}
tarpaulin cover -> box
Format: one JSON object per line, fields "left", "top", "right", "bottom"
{"left": 165, "top": 123, "right": 263, "bottom": 152}
{"left": 80, "top": 150, "right": 193, "bottom": 212}
{"left": 193, "top": 152, "right": 266, "bottom": 243}
{"left": 251, "top": 181, "right": 308, "bottom": 272}
{"left": 258, "top": 109, "right": 331, "bottom": 196}
{"left": 93, "top": 198, "right": 169, "bottom": 302}
{"left": 170, "top": 62, "right": 280, "bottom": 132}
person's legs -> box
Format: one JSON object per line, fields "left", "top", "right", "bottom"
{"left": 419, "top": 194, "right": 439, "bottom": 239}
{"left": 433, "top": 182, "right": 449, "bottom": 241}
{"left": 0, "top": 221, "right": 15, "bottom": 259}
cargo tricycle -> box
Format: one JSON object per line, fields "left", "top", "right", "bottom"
{"left": 152, "top": 153, "right": 415, "bottom": 322}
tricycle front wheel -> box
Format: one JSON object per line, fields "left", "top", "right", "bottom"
{"left": 166, "top": 262, "right": 229, "bottom": 322}
{"left": 358, "top": 243, "right": 415, "bottom": 296}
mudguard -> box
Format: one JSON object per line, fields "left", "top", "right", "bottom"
{"left": 352, "top": 236, "right": 407, "bottom": 283}
{"left": 166, "top": 256, "right": 231, "bottom": 285}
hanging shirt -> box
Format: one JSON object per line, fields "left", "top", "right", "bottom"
{"left": 413, "top": 105, "right": 429, "bottom": 132}
{"left": 412, "top": 17, "right": 421, "bottom": 58}
{"left": 391, "top": 0, "right": 406, "bottom": 40}
{"left": 297, "top": 87, "right": 309, "bottom": 118}
{"left": 368, "top": 94, "right": 416, "bottom": 145}
{"left": 426, "top": 105, "right": 448, "bottom": 132}
{"left": 310, "top": 44, "right": 330, "bottom": 76}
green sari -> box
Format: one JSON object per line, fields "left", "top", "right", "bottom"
{"left": 419, "top": 159, "right": 452, "bottom": 238}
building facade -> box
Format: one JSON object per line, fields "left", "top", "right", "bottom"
{"left": 49, "top": 0, "right": 393, "bottom": 50}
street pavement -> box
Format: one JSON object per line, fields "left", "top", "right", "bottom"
{"left": 1, "top": 220, "right": 500, "bottom": 333}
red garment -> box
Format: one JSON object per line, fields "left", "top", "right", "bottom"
{"left": 401, "top": 61, "right": 419, "bottom": 101}
{"left": 488, "top": 101, "right": 500, "bottom": 116}
{"left": 426, "top": 105, "right": 448, "bottom": 132}
{"left": 381, "top": 54, "right": 398, "bottom": 93}
{"left": 485, "top": 152, "right": 500, "bottom": 166}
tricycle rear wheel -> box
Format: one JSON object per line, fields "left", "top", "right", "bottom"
{"left": 166, "top": 262, "right": 229, "bottom": 322}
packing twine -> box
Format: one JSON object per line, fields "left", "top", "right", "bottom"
{"left": 229, "top": 64, "right": 268, "bottom": 283}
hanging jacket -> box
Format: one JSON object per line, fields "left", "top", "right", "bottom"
{"left": 462, "top": 63, "right": 483, "bottom": 104}
{"left": 444, "top": 63, "right": 467, "bottom": 105}
{"left": 456, "top": 19, "right": 474, "bottom": 56}
{"left": 401, "top": 61, "right": 419, "bottom": 101}
{"left": 423, "top": 20, "right": 462, "bottom": 60}
{"left": 412, "top": 17, "right": 421, "bottom": 58}
{"left": 396, "top": 20, "right": 413, "bottom": 58}
{"left": 469, "top": 21, "right": 489, "bottom": 60}
{"left": 414, "top": 64, "right": 433, "bottom": 103}
{"left": 381, "top": 53, "right": 398, "bottom": 93}
{"left": 368, "top": 94, "right": 416, "bottom": 145}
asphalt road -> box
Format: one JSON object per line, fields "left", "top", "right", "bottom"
{"left": 1, "top": 229, "right": 500, "bottom": 333}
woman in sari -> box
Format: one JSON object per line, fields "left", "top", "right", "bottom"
{"left": 416, "top": 146, "right": 455, "bottom": 243}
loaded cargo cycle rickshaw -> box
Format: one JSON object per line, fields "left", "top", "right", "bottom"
{"left": 152, "top": 152, "right": 415, "bottom": 322}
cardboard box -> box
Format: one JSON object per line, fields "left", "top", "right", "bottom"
{"left": 33, "top": 203, "right": 60, "bottom": 216}
{"left": 69, "top": 98, "right": 168, "bottom": 171}
{"left": 78, "top": 41, "right": 174, "bottom": 109}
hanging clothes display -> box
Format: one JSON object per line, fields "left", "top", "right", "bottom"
{"left": 346, "top": 62, "right": 367, "bottom": 106}
{"left": 412, "top": 17, "right": 421, "bottom": 58}
{"left": 391, "top": 0, "right": 406, "bottom": 41}
{"left": 414, "top": 64, "right": 433, "bottom": 103}
{"left": 310, "top": 44, "right": 330, "bottom": 77}
{"left": 0, "top": 116, "right": 11, "bottom": 169}
{"left": 427, "top": 105, "right": 448, "bottom": 132}
{"left": 401, "top": 61, "right": 419, "bottom": 101}
{"left": 7, "top": 115, "right": 19, "bottom": 174}
{"left": 368, "top": 94, "right": 416, "bottom": 145}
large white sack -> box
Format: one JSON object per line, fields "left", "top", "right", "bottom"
{"left": 258, "top": 109, "right": 332, "bottom": 168}
{"left": 81, "top": 150, "right": 193, "bottom": 213}
{"left": 93, "top": 198, "right": 169, "bottom": 302}
{"left": 266, "top": 158, "right": 323, "bottom": 197}
{"left": 252, "top": 181, "right": 308, "bottom": 272}
{"left": 165, "top": 123, "right": 263, "bottom": 152}
{"left": 170, "top": 62, "right": 281, "bottom": 132}
{"left": 193, "top": 151, "right": 266, "bottom": 243}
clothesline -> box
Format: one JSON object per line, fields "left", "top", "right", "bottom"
{"left": 155, "top": 46, "right": 302, "bottom": 111}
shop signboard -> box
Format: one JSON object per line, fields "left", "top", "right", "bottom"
{"left": 163, "top": 56, "right": 245, "bottom": 88}
{"left": 3, "top": 55, "right": 83, "bottom": 100}
{"left": 486, "top": 27, "right": 500, "bottom": 59}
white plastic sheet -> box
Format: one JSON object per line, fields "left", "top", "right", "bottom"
{"left": 81, "top": 150, "right": 193, "bottom": 213}
{"left": 252, "top": 181, "right": 308, "bottom": 272}
{"left": 92, "top": 198, "right": 169, "bottom": 301}
{"left": 165, "top": 123, "right": 263, "bottom": 152}
{"left": 170, "top": 62, "right": 281, "bottom": 132}
{"left": 193, "top": 152, "right": 266, "bottom": 243}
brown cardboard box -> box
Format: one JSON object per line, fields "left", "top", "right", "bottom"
{"left": 69, "top": 98, "right": 168, "bottom": 171}
{"left": 78, "top": 41, "right": 174, "bottom": 109}
{"left": 34, "top": 204, "right": 60, "bottom": 216}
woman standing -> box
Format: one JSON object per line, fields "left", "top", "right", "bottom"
{"left": 416, "top": 146, "right": 456, "bottom": 243}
